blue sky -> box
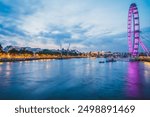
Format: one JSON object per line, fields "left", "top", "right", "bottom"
{"left": 0, "top": 0, "right": 150, "bottom": 52}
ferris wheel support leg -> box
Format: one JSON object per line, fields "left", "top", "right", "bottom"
{"left": 139, "top": 39, "right": 150, "bottom": 56}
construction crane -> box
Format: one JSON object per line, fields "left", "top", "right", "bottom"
{"left": 59, "top": 41, "right": 63, "bottom": 58}
{"left": 67, "top": 43, "right": 71, "bottom": 56}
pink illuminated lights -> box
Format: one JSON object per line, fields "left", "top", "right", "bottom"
{"left": 128, "top": 3, "right": 149, "bottom": 56}
{"left": 128, "top": 3, "right": 140, "bottom": 56}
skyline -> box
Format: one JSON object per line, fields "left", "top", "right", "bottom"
{"left": 0, "top": 0, "right": 150, "bottom": 52}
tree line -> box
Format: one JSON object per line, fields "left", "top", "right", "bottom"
{"left": 0, "top": 44, "right": 81, "bottom": 56}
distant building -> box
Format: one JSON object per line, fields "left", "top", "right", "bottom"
{"left": 21, "top": 47, "right": 42, "bottom": 53}
{"left": 4, "top": 46, "right": 42, "bottom": 53}
{"left": 4, "top": 46, "right": 21, "bottom": 52}
{"left": 3, "top": 45, "right": 82, "bottom": 55}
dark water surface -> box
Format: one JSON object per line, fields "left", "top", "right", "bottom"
{"left": 0, "top": 58, "right": 150, "bottom": 100}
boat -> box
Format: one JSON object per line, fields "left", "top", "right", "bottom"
{"left": 99, "top": 61, "right": 105, "bottom": 63}
{"left": 106, "top": 58, "right": 117, "bottom": 62}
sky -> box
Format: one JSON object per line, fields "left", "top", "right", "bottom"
{"left": 0, "top": 0, "right": 150, "bottom": 52}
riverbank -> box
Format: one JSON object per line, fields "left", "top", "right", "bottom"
{"left": 133, "top": 57, "right": 150, "bottom": 62}
{"left": 139, "top": 57, "right": 150, "bottom": 62}
{"left": 0, "top": 56, "right": 88, "bottom": 62}
{"left": 0, "top": 56, "right": 150, "bottom": 63}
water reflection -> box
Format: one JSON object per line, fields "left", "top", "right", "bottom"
{"left": 126, "top": 62, "right": 141, "bottom": 99}
{"left": 143, "top": 62, "right": 150, "bottom": 83}
{"left": 5, "top": 62, "right": 12, "bottom": 77}
{"left": 0, "top": 59, "right": 150, "bottom": 100}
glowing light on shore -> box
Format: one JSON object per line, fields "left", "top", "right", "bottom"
{"left": 144, "top": 62, "right": 150, "bottom": 67}
{"left": 143, "top": 62, "right": 150, "bottom": 83}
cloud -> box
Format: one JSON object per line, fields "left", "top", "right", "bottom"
{"left": 0, "top": 0, "right": 150, "bottom": 52}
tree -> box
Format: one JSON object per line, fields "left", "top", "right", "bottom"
{"left": 19, "top": 49, "right": 33, "bottom": 55}
{"left": 36, "top": 49, "right": 61, "bottom": 56}
{"left": 8, "top": 48, "right": 19, "bottom": 54}
{"left": 0, "top": 44, "right": 3, "bottom": 52}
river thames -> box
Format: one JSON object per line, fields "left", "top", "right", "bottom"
{"left": 0, "top": 58, "right": 150, "bottom": 100}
